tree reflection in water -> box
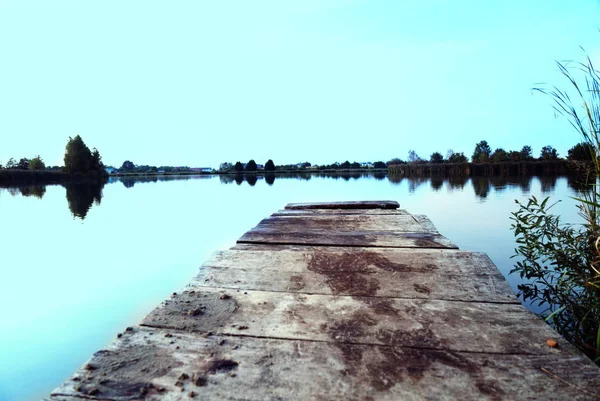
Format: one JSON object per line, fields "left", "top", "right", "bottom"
{"left": 65, "top": 182, "right": 105, "bottom": 219}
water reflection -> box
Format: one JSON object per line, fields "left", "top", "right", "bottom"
{"left": 472, "top": 176, "right": 491, "bottom": 199}
{"left": 0, "top": 174, "right": 594, "bottom": 215}
{"left": 265, "top": 173, "right": 275, "bottom": 186}
{"left": 539, "top": 175, "right": 558, "bottom": 194}
{"left": 448, "top": 175, "right": 468, "bottom": 190}
{"left": 65, "top": 182, "right": 105, "bottom": 219}
{"left": 430, "top": 177, "right": 444, "bottom": 191}
{"left": 112, "top": 174, "right": 211, "bottom": 187}
{"left": 246, "top": 175, "right": 258, "bottom": 186}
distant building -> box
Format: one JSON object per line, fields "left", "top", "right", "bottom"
{"left": 257, "top": 164, "right": 264, "bottom": 170}
{"left": 190, "top": 167, "right": 213, "bottom": 173}
{"left": 360, "top": 162, "right": 374, "bottom": 168}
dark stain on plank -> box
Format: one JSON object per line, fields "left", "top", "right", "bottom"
{"left": 413, "top": 284, "right": 432, "bottom": 294}
{"left": 69, "top": 345, "right": 182, "bottom": 399}
{"left": 258, "top": 216, "right": 365, "bottom": 232}
{"left": 143, "top": 291, "right": 238, "bottom": 331}
{"left": 327, "top": 310, "right": 504, "bottom": 398}
{"left": 307, "top": 250, "right": 410, "bottom": 296}
{"left": 288, "top": 275, "right": 305, "bottom": 291}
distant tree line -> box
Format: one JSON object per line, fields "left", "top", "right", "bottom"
{"left": 1, "top": 135, "right": 106, "bottom": 175}
{"left": 386, "top": 141, "right": 593, "bottom": 165}
{"left": 217, "top": 159, "right": 388, "bottom": 172}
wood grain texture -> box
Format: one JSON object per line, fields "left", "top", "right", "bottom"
{"left": 272, "top": 208, "right": 410, "bottom": 216}
{"left": 285, "top": 200, "right": 400, "bottom": 210}
{"left": 50, "top": 327, "right": 600, "bottom": 401}
{"left": 254, "top": 215, "right": 430, "bottom": 233}
{"left": 142, "top": 287, "right": 564, "bottom": 355}
{"left": 238, "top": 230, "right": 458, "bottom": 248}
{"left": 193, "top": 247, "right": 517, "bottom": 303}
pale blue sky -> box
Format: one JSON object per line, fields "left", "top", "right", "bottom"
{"left": 1, "top": 0, "right": 599, "bottom": 168}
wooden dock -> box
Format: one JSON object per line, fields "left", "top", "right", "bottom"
{"left": 48, "top": 201, "right": 600, "bottom": 400}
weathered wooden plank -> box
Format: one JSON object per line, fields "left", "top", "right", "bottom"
{"left": 238, "top": 230, "right": 458, "bottom": 248}
{"left": 285, "top": 200, "right": 400, "bottom": 210}
{"left": 50, "top": 327, "right": 600, "bottom": 401}
{"left": 413, "top": 214, "right": 440, "bottom": 233}
{"left": 255, "top": 215, "right": 431, "bottom": 233}
{"left": 272, "top": 208, "right": 410, "bottom": 216}
{"left": 142, "top": 288, "right": 563, "bottom": 355}
{"left": 192, "top": 268, "right": 515, "bottom": 303}
{"left": 224, "top": 245, "right": 499, "bottom": 275}
{"left": 192, "top": 247, "right": 517, "bottom": 303}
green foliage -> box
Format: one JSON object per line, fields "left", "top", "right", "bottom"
{"left": 246, "top": 159, "right": 257, "bottom": 172}
{"left": 429, "top": 152, "right": 444, "bottom": 164}
{"left": 63, "top": 135, "right": 104, "bottom": 174}
{"left": 373, "top": 161, "right": 387, "bottom": 169}
{"left": 511, "top": 196, "right": 600, "bottom": 361}
{"left": 521, "top": 145, "right": 534, "bottom": 161}
{"left": 220, "top": 162, "right": 233, "bottom": 171}
{"left": 29, "top": 156, "right": 45, "bottom": 170}
{"left": 17, "top": 158, "right": 30, "bottom": 169}
{"left": 540, "top": 145, "right": 559, "bottom": 160}
{"left": 513, "top": 53, "right": 600, "bottom": 363}
{"left": 387, "top": 158, "right": 406, "bottom": 165}
{"left": 265, "top": 159, "right": 275, "bottom": 171}
{"left": 568, "top": 142, "right": 594, "bottom": 161}
{"left": 472, "top": 140, "right": 491, "bottom": 162}
{"left": 448, "top": 152, "right": 468, "bottom": 163}
{"left": 508, "top": 150, "right": 523, "bottom": 161}
{"left": 408, "top": 150, "right": 422, "bottom": 163}
{"left": 121, "top": 160, "right": 135, "bottom": 170}
{"left": 91, "top": 149, "right": 103, "bottom": 171}
{"left": 234, "top": 161, "right": 243, "bottom": 172}
{"left": 491, "top": 148, "right": 509, "bottom": 163}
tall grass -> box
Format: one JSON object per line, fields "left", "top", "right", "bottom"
{"left": 511, "top": 54, "right": 600, "bottom": 363}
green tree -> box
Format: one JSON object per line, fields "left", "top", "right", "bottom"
{"left": 121, "top": 160, "right": 135, "bottom": 171}
{"left": 520, "top": 145, "right": 533, "bottom": 161}
{"left": 491, "top": 148, "right": 509, "bottom": 163}
{"left": 91, "top": 148, "right": 103, "bottom": 171}
{"left": 246, "top": 159, "right": 257, "bottom": 171}
{"left": 508, "top": 151, "right": 522, "bottom": 161}
{"left": 265, "top": 159, "right": 275, "bottom": 171}
{"left": 29, "top": 155, "right": 45, "bottom": 170}
{"left": 408, "top": 150, "right": 422, "bottom": 163}
{"left": 64, "top": 135, "right": 93, "bottom": 173}
{"left": 387, "top": 158, "right": 405, "bottom": 165}
{"left": 373, "top": 161, "right": 387, "bottom": 169}
{"left": 429, "top": 152, "right": 444, "bottom": 163}
{"left": 219, "top": 162, "right": 233, "bottom": 171}
{"left": 539, "top": 145, "right": 559, "bottom": 160}
{"left": 448, "top": 152, "right": 468, "bottom": 163}
{"left": 5, "top": 158, "right": 16, "bottom": 169}
{"left": 17, "top": 158, "right": 30, "bottom": 169}
{"left": 472, "top": 140, "right": 491, "bottom": 162}
{"left": 567, "top": 142, "right": 594, "bottom": 161}
{"left": 234, "top": 161, "right": 244, "bottom": 172}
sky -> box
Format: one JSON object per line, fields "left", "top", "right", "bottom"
{"left": 1, "top": 0, "right": 600, "bottom": 168}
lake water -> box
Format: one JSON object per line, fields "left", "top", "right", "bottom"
{"left": 0, "top": 173, "right": 586, "bottom": 401}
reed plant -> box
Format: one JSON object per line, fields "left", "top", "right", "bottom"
{"left": 511, "top": 54, "right": 600, "bottom": 363}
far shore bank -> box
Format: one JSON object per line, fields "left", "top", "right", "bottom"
{"left": 1, "top": 160, "right": 593, "bottom": 186}
{"left": 0, "top": 169, "right": 108, "bottom": 185}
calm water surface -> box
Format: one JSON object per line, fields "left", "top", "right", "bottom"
{"left": 0, "top": 173, "right": 586, "bottom": 401}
